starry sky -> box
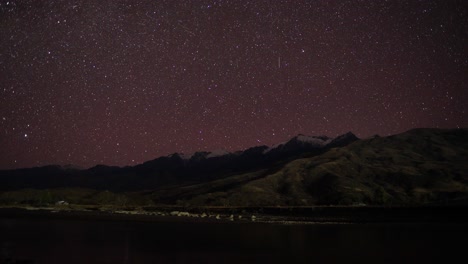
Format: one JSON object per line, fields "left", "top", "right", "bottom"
{"left": 1, "top": 0, "right": 467, "bottom": 169}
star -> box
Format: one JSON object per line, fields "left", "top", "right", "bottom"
{"left": 0, "top": 0, "right": 465, "bottom": 169}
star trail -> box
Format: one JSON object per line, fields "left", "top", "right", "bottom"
{"left": 1, "top": 0, "right": 467, "bottom": 169}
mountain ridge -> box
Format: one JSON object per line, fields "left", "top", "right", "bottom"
{"left": 0, "top": 132, "right": 360, "bottom": 192}
{"left": 0, "top": 128, "right": 467, "bottom": 207}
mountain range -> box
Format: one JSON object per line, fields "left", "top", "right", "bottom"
{"left": 0, "top": 128, "right": 467, "bottom": 207}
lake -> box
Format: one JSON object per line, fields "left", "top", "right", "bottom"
{"left": 1, "top": 216, "right": 467, "bottom": 263}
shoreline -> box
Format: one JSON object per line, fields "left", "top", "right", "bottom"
{"left": 1, "top": 205, "right": 468, "bottom": 224}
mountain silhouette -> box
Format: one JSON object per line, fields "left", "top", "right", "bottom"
{"left": 0, "top": 128, "right": 467, "bottom": 206}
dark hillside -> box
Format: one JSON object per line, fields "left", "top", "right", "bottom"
{"left": 0, "top": 128, "right": 467, "bottom": 207}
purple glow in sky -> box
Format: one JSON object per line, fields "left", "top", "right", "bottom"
{"left": 1, "top": 0, "right": 467, "bottom": 169}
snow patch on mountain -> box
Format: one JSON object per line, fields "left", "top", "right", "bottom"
{"left": 296, "top": 135, "right": 332, "bottom": 146}
{"left": 171, "top": 150, "right": 230, "bottom": 160}
{"left": 206, "top": 149, "right": 230, "bottom": 158}
{"left": 179, "top": 153, "right": 195, "bottom": 160}
{"left": 262, "top": 135, "right": 333, "bottom": 154}
{"left": 262, "top": 141, "right": 287, "bottom": 154}
{"left": 263, "top": 135, "right": 333, "bottom": 154}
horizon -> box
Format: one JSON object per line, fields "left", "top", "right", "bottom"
{"left": 3, "top": 129, "right": 356, "bottom": 170}
{"left": 2, "top": 126, "right": 465, "bottom": 170}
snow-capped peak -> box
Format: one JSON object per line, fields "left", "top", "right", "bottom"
{"left": 262, "top": 134, "right": 333, "bottom": 154}
{"left": 262, "top": 141, "right": 287, "bottom": 154}
{"left": 178, "top": 152, "right": 195, "bottom": 160}
{"left": 170, "top": 150, "right": 230, "bottom": 160}
{"left": 206, "top": 149, "right": 230, "bottom": 158}
{"left": 295, "top": 135, "right": 332, "bottom": 146}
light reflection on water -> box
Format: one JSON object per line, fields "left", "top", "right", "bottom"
{"left": 1, "top": 217, "right": 467, "bottom": 263}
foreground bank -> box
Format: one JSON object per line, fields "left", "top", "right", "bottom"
{"left": 1, "top": 205, "right": 468, "bottom": 224}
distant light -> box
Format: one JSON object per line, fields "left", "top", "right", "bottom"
{"left": 24, "top": 134, "right": 28, "bottom": 138}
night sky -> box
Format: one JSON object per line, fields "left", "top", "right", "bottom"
{"left": 1, "top": 0, "right": 467, "bottom": 169}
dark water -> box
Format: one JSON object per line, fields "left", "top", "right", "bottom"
{"left": 1, "top": 217, "right": 467, "bottom": 264}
